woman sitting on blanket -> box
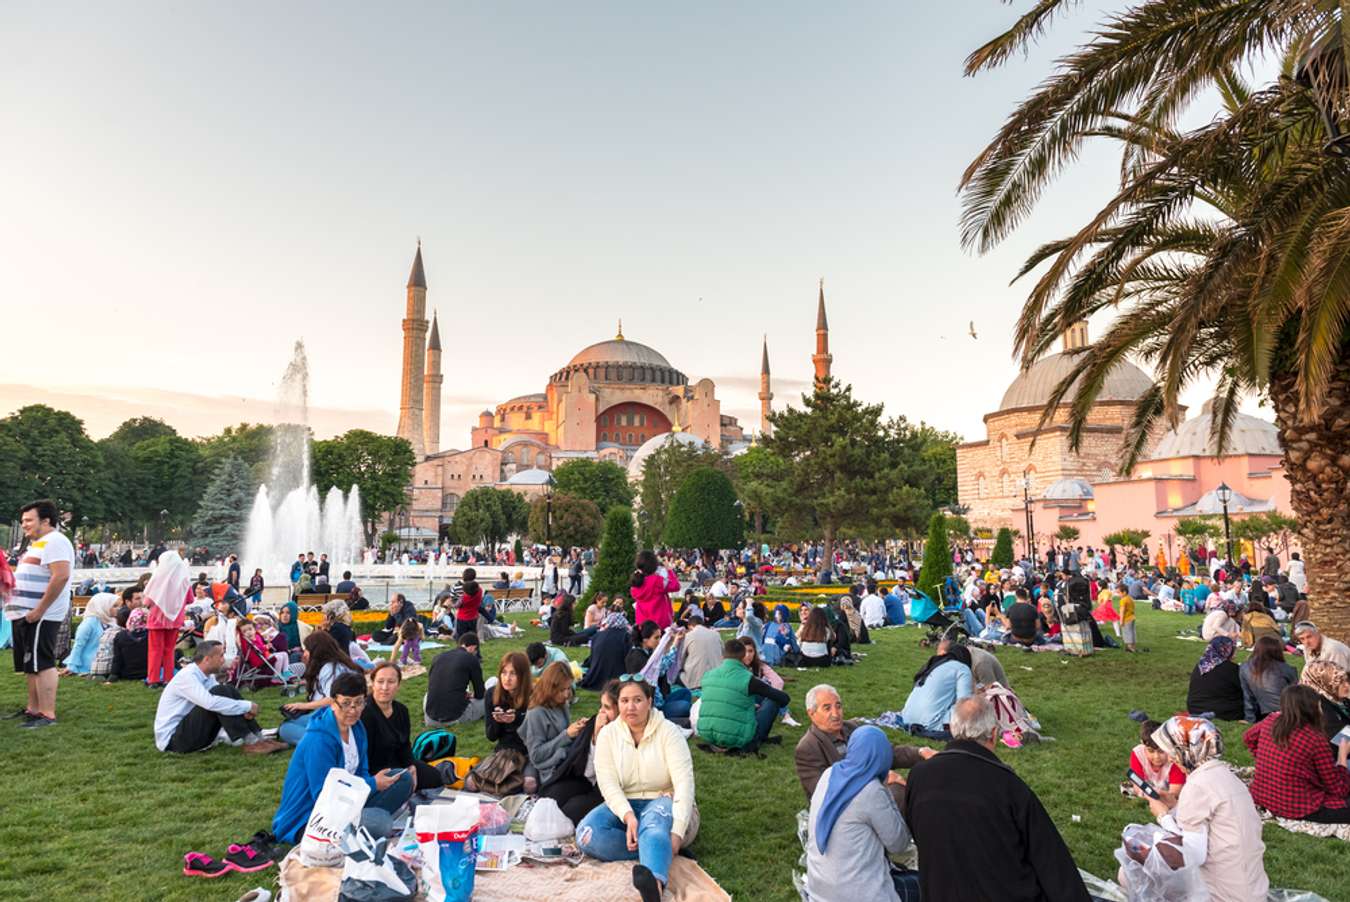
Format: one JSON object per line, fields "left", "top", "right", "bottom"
{"left": 479, "top": 651, "right": 535, "bottom": 790}
{"left": 523, "top": 662, "right": 588, "bottom": 797}
{"left": 1127, "top": 715, "right": 1268, "bottom": 902}
{"left": 540, "top": 678, "right": 619, "bottom": 825}
{"left": 1245, "top": 684, "right": 1350, "bottom": 823}
{"left": 1186, "top": 637, "right": 1244, "bottom": 722}
{"left": 576, "top": 674, "right": 699, "bottom": 902}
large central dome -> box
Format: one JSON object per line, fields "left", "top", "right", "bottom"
{"left": 998, "top": 351, "right": 1152, "bottom": 412}
{"left": 568, "top": 339, "right": 672, "bottom": 369}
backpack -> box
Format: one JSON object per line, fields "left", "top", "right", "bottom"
{"left": 981, "top": 682, "right": 1042, "bottom": 742}
{"left": 412, "top": 729, "right": 457, "bottom": 762}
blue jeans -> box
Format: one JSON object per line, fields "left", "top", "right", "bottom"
{"left": 279, "top": 712, "right": 313, "bottom": 746}
{"left": 754, "top": 697, "right": 782, "bottom": 744}
{"left": 660, "top": 686, "right": 693, "bottom": 720}
{"left": 359, "top": 771, "right": 415, "bottom": 837}
{"left": 962, "top": 609, "right": 985, "bottom": 635}
{"left": 576, "top": 797, "right": 678, "bottom": 883}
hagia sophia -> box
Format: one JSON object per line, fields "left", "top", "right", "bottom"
{"left": 955, "top": 322, "right": 1293, "bottom": 560}
{"left": 395, "top": 244, "right": 826, "bottom": 535}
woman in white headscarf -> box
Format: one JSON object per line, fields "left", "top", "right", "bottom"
{"left": 61, "top": 592, "right": 118, "bottom": 675}
{"left": 143, "top": 550, "right": 192, "bottom": 687}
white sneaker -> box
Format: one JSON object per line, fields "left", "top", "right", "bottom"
{"left": 237, "top": 889, "right": 272, "bottom": 902}
{"left": 782, "top": 712, "right": 801, "bottom": 728}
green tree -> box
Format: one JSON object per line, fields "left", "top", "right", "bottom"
{"left": 764, "top": 379, "right": 902, "bottom": 576}
{"left": 130, "top": 434, "right": 202, "bottom": 533}
{"left": 636, "top": 438, "right": 721, "bottom": 547}
{"left": 197, "top": 423, "right": 275, "bottom": 485}
{"left": 1174, "top": 518, "right": 1220, "bottom": 551}
{"left": 527, "top": 492, "right": 603, "bottom": 549}
{"left": 105, "top": 416, "right": 178, "bottom": 450}
{"left": 917, "top": 512, "right": 953, "bottom": 605}
{"left": 944, "top": 515, "right": 972, "bottom": 541}
{"left": 0, "top": 405, "right": 106, "bottom": 527}
{"left": 960, "top": 4, "right": 1350, "bottom": 633}
{"left": 1055, "top": 525, "right": 1081, "bottom": 543}
{"left": 312, "top": 430, "right": 416, "bottom": 540}
{"left": 584, "top": 505, "right": 638, "bottom": 608}
{"left": 513, "top": 538, "right": 525, "bottom": 563}
{"left": 450, "top": 486, "right": 527, "bottom": 552}
{"left": 1103, "top": 529, "right": 1152, "bottom": 555}
{"left": 551, "top": 459, "right": 634, "bottom": 516}
{"left": 990, "top": 527, "right": 1014, "bottom": 567}
{"left": 731, "top": 445, "right": 790, "bottom": 539}
{"left": 189, "top": 456, "right": 255, "bottom": 554}
{"left": 663, "top": 467, "right": 744, "bottom": 553}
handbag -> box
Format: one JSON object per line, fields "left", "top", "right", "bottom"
{"left": 466, "top": 748, "right": 526, "bottom": 797}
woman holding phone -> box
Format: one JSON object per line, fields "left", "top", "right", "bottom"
{"left": 360, "top": 660, "right": 444, "bottom": 791}
{"left": 524, "top": 661, "right": 589, "bottom": 788}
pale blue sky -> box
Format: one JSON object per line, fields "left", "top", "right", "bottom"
{"left": 1, "top": 1, "right": 1249, "bottom": 443}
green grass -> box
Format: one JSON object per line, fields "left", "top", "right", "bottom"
{"left": 0, "top": 607, "right": 1344, "bottom": 901}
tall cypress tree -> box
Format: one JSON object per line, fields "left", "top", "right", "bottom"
{"left": 190, "top": 456, "right": 255, "bottom": 555}
{"left": 991, "top": 527, "right": 1014, "bottom": 567}
{"left": 582, "top": 505, "right": 637, "bottom": 609}
{"left": 917, "top": 511, "right": 952, "bottom": 604}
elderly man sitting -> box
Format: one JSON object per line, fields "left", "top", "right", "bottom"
{"left": 903, "top": 696, "right": 1090, "bottom": 901}
{"left": 1293, "top": 621, "right": 1350, "bottom": 673}
{"left": 794, "top": 683, "right": 934, "bottom": 808}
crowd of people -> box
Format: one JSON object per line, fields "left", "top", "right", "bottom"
{"left": 6, "top": 496, "right": 1347, "bottom": 901}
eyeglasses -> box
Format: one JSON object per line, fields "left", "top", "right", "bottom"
{"left": 618, "top": 673, "right": 647, "bottom": 684}
{"left": 333, "top": 697, "right": 367, "bottom": 711}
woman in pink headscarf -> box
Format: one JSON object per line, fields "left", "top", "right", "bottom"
{"left": 143, "top": 550, "right": 192, "bottom": 687}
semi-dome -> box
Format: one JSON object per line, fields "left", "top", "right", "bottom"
{"left": 998, "top": 352, "right": 1153, "bottom": 412}
{"left": 568, "top": 339, "right": 672, "bottom": 370}
{"left": 626, "top": 431, "right": 707, "bottom": 480}
{"left": 1043, "top": 477, "right": 1094, "bottom": 500}
{"left": 1149, "top": 400, "right": 1282, "bottom": 459}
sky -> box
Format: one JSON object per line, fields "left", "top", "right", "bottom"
{"left": 1, "top": 1, "right": 1263, "bottom": 444}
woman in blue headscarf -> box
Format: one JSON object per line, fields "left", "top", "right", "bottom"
{"left": 806, "top": 725, "right": 916, "bottom": 902}
{"left": 761, "top": 604, "right": 801, "bottom": 666}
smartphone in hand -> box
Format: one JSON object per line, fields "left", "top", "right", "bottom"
{"left": 1125, "top": 769, "right": 1161, "bottom": 800}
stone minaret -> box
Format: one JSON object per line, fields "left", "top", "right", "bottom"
{"left": 423, "top": 311, "right": 442, "bottom": 455}
{"left": 812, "top": 277, "right": 833, "bottom": 390}
{"left": 397, "top": 242, "right": 428, "bottom": 459}
{"left": 758, "top": 336, "right": 773, "bottom": 436}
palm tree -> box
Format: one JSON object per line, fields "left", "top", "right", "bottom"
{"left": 961, "top": 3, "right": 1350, "bottom": 638}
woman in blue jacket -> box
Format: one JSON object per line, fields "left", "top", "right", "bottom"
{"left": 272, "top": 672, "right": 414, "bottom": 844}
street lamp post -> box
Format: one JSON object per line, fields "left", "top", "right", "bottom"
{"left": 1215, "top": 482, "right": 1234, "bottom": 564}
{"left": 545, "top": 474, "right": 556, "bottom": 546}
{"left": 159, "top": 509, "right": 169, "bottom": 544}
{"left": 1021, "top": 476, "right": 1035, "bottom": 562}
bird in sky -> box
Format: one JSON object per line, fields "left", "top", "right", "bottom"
{"left": 968, "top": 321, "right": 979, "bottom": 340}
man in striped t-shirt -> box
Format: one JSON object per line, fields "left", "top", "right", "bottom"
{"left": 4, "top": 499, "right": 74, "bottom": 729}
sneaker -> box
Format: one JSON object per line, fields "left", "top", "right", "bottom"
{"left": 183, "top": 852, "right": 231, "bottom": 878}
{"left": 2, "top": 707, "right": 34, "bottom": 720}
{"left": 224, "top": 843, "right": 274, "bottom": 873}
{"left": 18, "top": 716, "right": 56, "bottom": 729}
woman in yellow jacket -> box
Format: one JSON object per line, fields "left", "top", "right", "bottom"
{"left": 575, "top": 675, "right": 699, "bottom": 902}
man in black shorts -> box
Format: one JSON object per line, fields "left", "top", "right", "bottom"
{"left": 5, "top": 499, "right": 75, "bottom": 729}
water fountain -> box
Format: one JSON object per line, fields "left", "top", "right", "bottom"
{"left": 242, "top": 341, "right": 365, "bottom": 586}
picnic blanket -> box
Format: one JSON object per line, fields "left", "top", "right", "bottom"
{"left": 1231, "top": 764, "right": 1350, "bottom": 843}
{"left": 278, "top": 846, "right": 729, "bottom": 901}
{"left": 365, "top": 640, "right": 447, "bottom": 653}
{"left": 969, "top": 637, "right": 1066, "bottom": 654}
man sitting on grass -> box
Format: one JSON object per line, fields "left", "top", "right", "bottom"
{"left": 153, "top": 640, "right": 286, "bottom": 755}
{"left": 794, "top": 683, "right": 934, "bottom": 808}
{"left": 424, "top": 632, "right": 485, "bottom": 727}
{"left": 527, "top": 640, "right": 572, "bottom": 679}
{"left": 696, "top": 639, "right": 791, "bottom": 753}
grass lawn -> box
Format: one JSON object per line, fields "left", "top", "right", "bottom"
{"left": 0, "top": 606, "right": 1344, "bottom": 901}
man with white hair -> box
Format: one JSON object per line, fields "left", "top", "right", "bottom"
{"left": 902, "top": 695, "right": 1089, "bottom": 901}
{"left": 1293, "top": 621, "right": 1350, "bottom": 673}
{"left": 794, "top": 683, "right": 934, "bottom": 807}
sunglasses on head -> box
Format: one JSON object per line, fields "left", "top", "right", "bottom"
{"left": 618, "top": 673, "right": 647, "bottom": 684}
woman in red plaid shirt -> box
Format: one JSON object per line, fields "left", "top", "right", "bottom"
{"left": 1245, "top": 684, "right": 1350, "bottom": 822}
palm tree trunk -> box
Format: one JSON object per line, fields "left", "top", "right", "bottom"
{"left": 1270, "top": 353, "right": 1350, "bottom": 643}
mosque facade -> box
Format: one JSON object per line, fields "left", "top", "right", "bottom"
{"left": 393, "top": 246, "right": 832, "bottom": 536}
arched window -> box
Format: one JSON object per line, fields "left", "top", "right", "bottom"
{"left": 599, "top": 414, "right": 608, "bottom": 426}
{"left": 999, "top": 436, "right": 1009, "bottom": 462}
{"left": 976, "top": 474, "right": 987, "bottom": 498}
{"left": 600, "top": 432, "right": 608, "bottom": 442}
{"left": 627, "top": 432, "right": 635, "bottom": 444}
{"left": 639, "top": 433, "right": 646, "bottom": 443}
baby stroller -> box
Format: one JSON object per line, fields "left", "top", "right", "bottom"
{"left": 910, "top": 591, "right": 955, "bottom": 648}
{"left": 229, "top": 641, "right": 302, "bottom": 697}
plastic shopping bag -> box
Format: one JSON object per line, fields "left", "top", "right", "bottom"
{"left": 415, "top": 798, "right": 479, "bottom": 902}
{"left": 337, "top": 824, "right": 416, "bottom": 902}
{"left": 1113, "top": 823, "right": 1208, "bottom": 901}
{"left": 523, "top": 797, "right": 574, "bottom": 843}
{"left": 301, "top": 768, "right": 372, "bottom": 867}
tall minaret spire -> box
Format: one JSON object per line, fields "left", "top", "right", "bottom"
{"left": 758, "top": 335, "right": 773, "bottom": 437}
{"left": 812, "top": 277, "right": 833, "bottom": 391}
{"left": 423, "top": 310, "right": 443, "bottom": 455}
{"left": 397, "top": 241, "right": 429, "bottom": 458}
